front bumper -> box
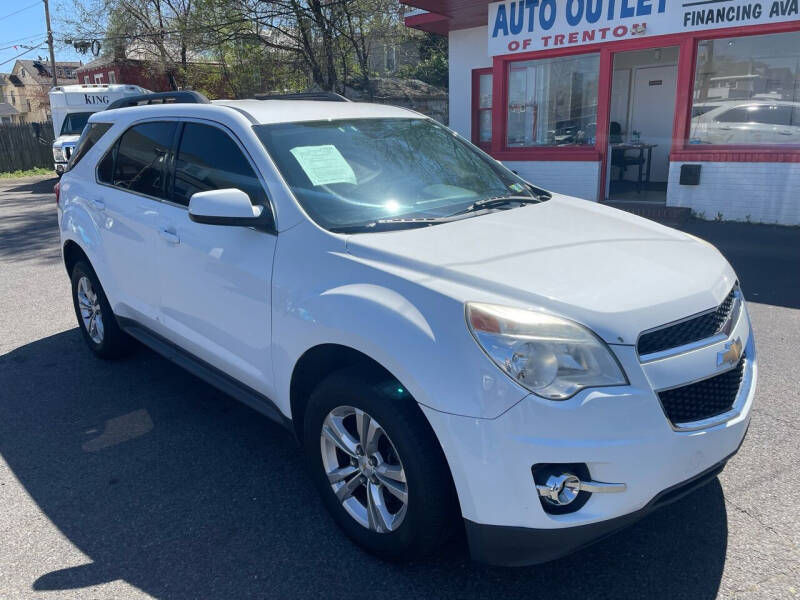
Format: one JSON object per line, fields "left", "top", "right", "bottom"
{"left": 423, "top": 307, "right": 755, "bottom": 566}
{"left": 463, "top": 449, "right": 739, "bottom": 566}
{"left": 54, "top": 162, "right": 67, "bottom": 174}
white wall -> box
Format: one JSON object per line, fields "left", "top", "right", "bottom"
{"left": 505, "top": 161, "right": 601, "bottom": 201}
{"left": 448, "top": 26, "right": 491, "bottom": 137}
{"left": 668, "top": 162, "right": 800, "bottom": 225}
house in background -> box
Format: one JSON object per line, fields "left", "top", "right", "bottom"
{"left": 76, "top": 42, "right": 230, "bottom": 97}
{"left": 0, "top": 60, "right": 81, "bottom": 123}
{"left": 76, "top": 54, "right": 171, "bottom": 91}
{"left": 0, "top": 101, "right": 21, "bottom": 124}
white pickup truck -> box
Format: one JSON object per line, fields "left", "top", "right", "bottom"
{"left": 49, "top": 84, "right": 148, "bottom": 175}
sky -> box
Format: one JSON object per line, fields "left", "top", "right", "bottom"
{"left": 0, "top": 0, "right": 86, "bottom": 73}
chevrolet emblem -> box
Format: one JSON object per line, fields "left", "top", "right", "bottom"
{"left": 717, "top": 337, "right": 743, "bottom": 368}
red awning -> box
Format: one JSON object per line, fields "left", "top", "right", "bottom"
{"left": 403, "top": 0, "right": 490, "bottom": 35}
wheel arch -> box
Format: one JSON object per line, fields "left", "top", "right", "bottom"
{"left": 62, "top": 239, "right": 91, "bottom": 276}
{"left": 289, "top": 342, "right": 462, "bottom": 520}
{"left": 290, "top": 344, "right": 394, "bottom": 443}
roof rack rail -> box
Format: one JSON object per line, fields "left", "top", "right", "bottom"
{"left": 106, "top": 90, "right": 210, "bottom": 111}
{"left": 255, "top": 91, "right": 351, "bottom": 102}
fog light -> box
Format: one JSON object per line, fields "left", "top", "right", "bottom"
{"left": 532, "top": 463, "right": 627, "bottom": 514}
{"left": 537, "top": 473, "right": 582, "bottom": 506}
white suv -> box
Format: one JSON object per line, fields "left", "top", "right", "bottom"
{"left": 57, "top": 92, "right": 755, "bottom": 566}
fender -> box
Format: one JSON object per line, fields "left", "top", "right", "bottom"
{"left": 271, "top": 223, "right": 529, "bottom": 420}
{"left": 59, "top": 178, "right": 120, "bottom": 306}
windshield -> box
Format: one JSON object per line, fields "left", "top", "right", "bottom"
{"left": 60, "top": 112, "right": 93, "bottom": 136}
{"left": 253, "top": 118, "right": 542, "bottom": 231}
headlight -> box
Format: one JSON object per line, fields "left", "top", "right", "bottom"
{"left": 53, "top": 147, "right": 64, "bottom": 161}
{"left": 466, "top": 302, "right": 628, "bottom": 400}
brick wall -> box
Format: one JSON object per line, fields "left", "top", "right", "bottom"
{"left": 667, "top": 162, "right": 800, "bottom": 226}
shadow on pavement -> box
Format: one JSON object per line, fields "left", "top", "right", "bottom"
{"left": 4, "top": 176, "right": 59, "bottom": 196}
{"left": 675, "top": 220, "right": 800, "bottom": 310}
{"left": 1, "top": 329, "right": 728, "bottom": 600}
{"left": 0, "top": 176, "right": 61, "bottom": 263}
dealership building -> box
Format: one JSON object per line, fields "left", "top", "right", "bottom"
{"left": 404, "top": 0, "right": 800, "bottom": 225}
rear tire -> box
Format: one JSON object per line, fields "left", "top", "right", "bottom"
{"left": 70, "top": 261, "right": 132, "bottom": 359}
{"left": 303, "top": 367, "right": 456, "bottom": 561}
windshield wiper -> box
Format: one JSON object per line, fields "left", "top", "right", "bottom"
{"left": 330, "top": 215, "right": 463, "bottom": 234}
{"left": 329, "top": 192, "right": 551, "bottom": 234}
{"left": 451, "top": 195, "right": 545, "bottom": 216}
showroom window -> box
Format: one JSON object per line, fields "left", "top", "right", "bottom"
{"left": 690, "top": 31, "right": 800, "bottom": 146}
{"left": 506, "top": 54, "right": 599, "bottom": 148}
{"left": 472, "top": 69, "right": 493, "bottom": 149}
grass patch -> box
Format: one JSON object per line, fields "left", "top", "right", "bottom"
{"left": 0, "top": 167, "right": 54, "bottom": 179}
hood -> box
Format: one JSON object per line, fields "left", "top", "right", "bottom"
{"left": 54, "top": 134, "right": 80, "bottom": 147}
{"left": 345, "top": 195, "right": 736, "bottom": 345}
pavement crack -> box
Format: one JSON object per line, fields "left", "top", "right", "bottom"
{"left": 724, "top": 496, "right": 800, "bottom": 553}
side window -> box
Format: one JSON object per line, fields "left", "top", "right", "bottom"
{"left": 113, "top": 121, "right": 177, "bottom": 199}
{"left": 68, "top": 122, "right": 112, "bottom": 170}
{"left": 716, "top": 108, "right": 749, "bottom": 123}
{"left": 172, "top": 122, "right": 267, "bottom": 207}
{"left": 97, "top": 143, "right": 115, "bottom": 183}
{"left": 759, "top": 105, "right": 791, "bottom": 126}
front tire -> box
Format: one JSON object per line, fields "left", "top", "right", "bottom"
{"left": 304, "top": 368, "right": 456, "bottom": 561}
{"left": 70, "top": 261, "right": 132, "bottom": 359}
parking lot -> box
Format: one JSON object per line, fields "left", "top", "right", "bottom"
{"left": 1, "top": 175, "right": 798, "bottom": 599}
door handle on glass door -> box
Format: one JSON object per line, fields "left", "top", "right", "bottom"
{"left": 159, "top": 229, "right": 180, "bottom": 244}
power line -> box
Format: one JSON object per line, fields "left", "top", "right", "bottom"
{"left": 0, "top": 41, "right": 46, "bottom": 67}
{"left": 0, "top": 1, "right": 40, "bottom": 23}
{"left": 0, "top": 32, "right": 46, "bottom": 49}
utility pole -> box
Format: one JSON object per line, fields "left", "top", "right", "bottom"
{"left": 43, "top": 0, "right": 58, "bottom": 87}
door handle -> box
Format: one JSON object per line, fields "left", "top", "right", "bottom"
{"left": 90, "top": 199, "right": 105, "bottom": 210}
{"left": 159, "top": 229, "right": 180, "bottom": 244}
{"left": 778, "top": 130, "right": 793, "bottom": 135}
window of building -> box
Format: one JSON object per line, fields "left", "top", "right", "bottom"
{"left": 108, "top": 71, "right": 116, "bottom": 84}
{"left": 506, "top": 54, "right": 599, "bottom": 148}
{"left": 94, "top": 73, "right": 103, "bottom": 84}
{"left": 84, "top": 75, "right": 89, "bottom": 84}
{"left": 172, "top": 122, "right": 266, "bottom": 207}
{"left": 385, "top": 45, "right": 397, "bottom": 73}
{"left": 472, "top": 69, "right": 492, "bottom": 149}
{"left": 690, "top": 31, "right": 800, "bottom": 146}
{"left": 112, "top": 121, "right": 177, "bottom": 198}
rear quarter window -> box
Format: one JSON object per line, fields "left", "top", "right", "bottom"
{"left": 68, "top": 123, "right": 112, "bottom": 170}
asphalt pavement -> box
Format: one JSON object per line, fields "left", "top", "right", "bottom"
{"left": 1, "top": 175, "right": 798, "bottom": 599}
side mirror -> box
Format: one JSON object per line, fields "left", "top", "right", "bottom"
{"left": 188, "top": 188, "right": 274, "bottom": 232}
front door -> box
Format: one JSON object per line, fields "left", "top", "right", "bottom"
{"left": 629, "top": 64, "right": 679, "bottom": 182}
{"left": 155, "top": 121, "right": 276, "bottom": 396}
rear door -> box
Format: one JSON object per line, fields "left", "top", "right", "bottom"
{"left": 92, "top": 121, "right": 176, "bottom": 325}
{"left": 154, "top": 120, "right": 276, "bottom": 395}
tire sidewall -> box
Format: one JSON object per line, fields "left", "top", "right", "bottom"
{"left": 303, "top": 372, "right": 444, "bottom": 559}
{"left": 70, "top": 261, "right": 115, "bottom": 356}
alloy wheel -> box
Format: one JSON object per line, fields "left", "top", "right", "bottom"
{"left": 320, "top": 405, "right": 408, "bottom": 533}
{"left": 77, "top": 276, "right": 104, "bottom": 344}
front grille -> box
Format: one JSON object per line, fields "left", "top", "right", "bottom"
{"left": 637, "top": 286, "right": 737, "bottom": 356}
{"left": 64, "top": 146, "right": 73, "bottom": 159}
{"left": 658, "top": 356, "right": 745, "bottom": 426}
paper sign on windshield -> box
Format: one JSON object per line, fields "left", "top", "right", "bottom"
{"left": 290, "top": 145, "right": 357, "bottom": 186}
